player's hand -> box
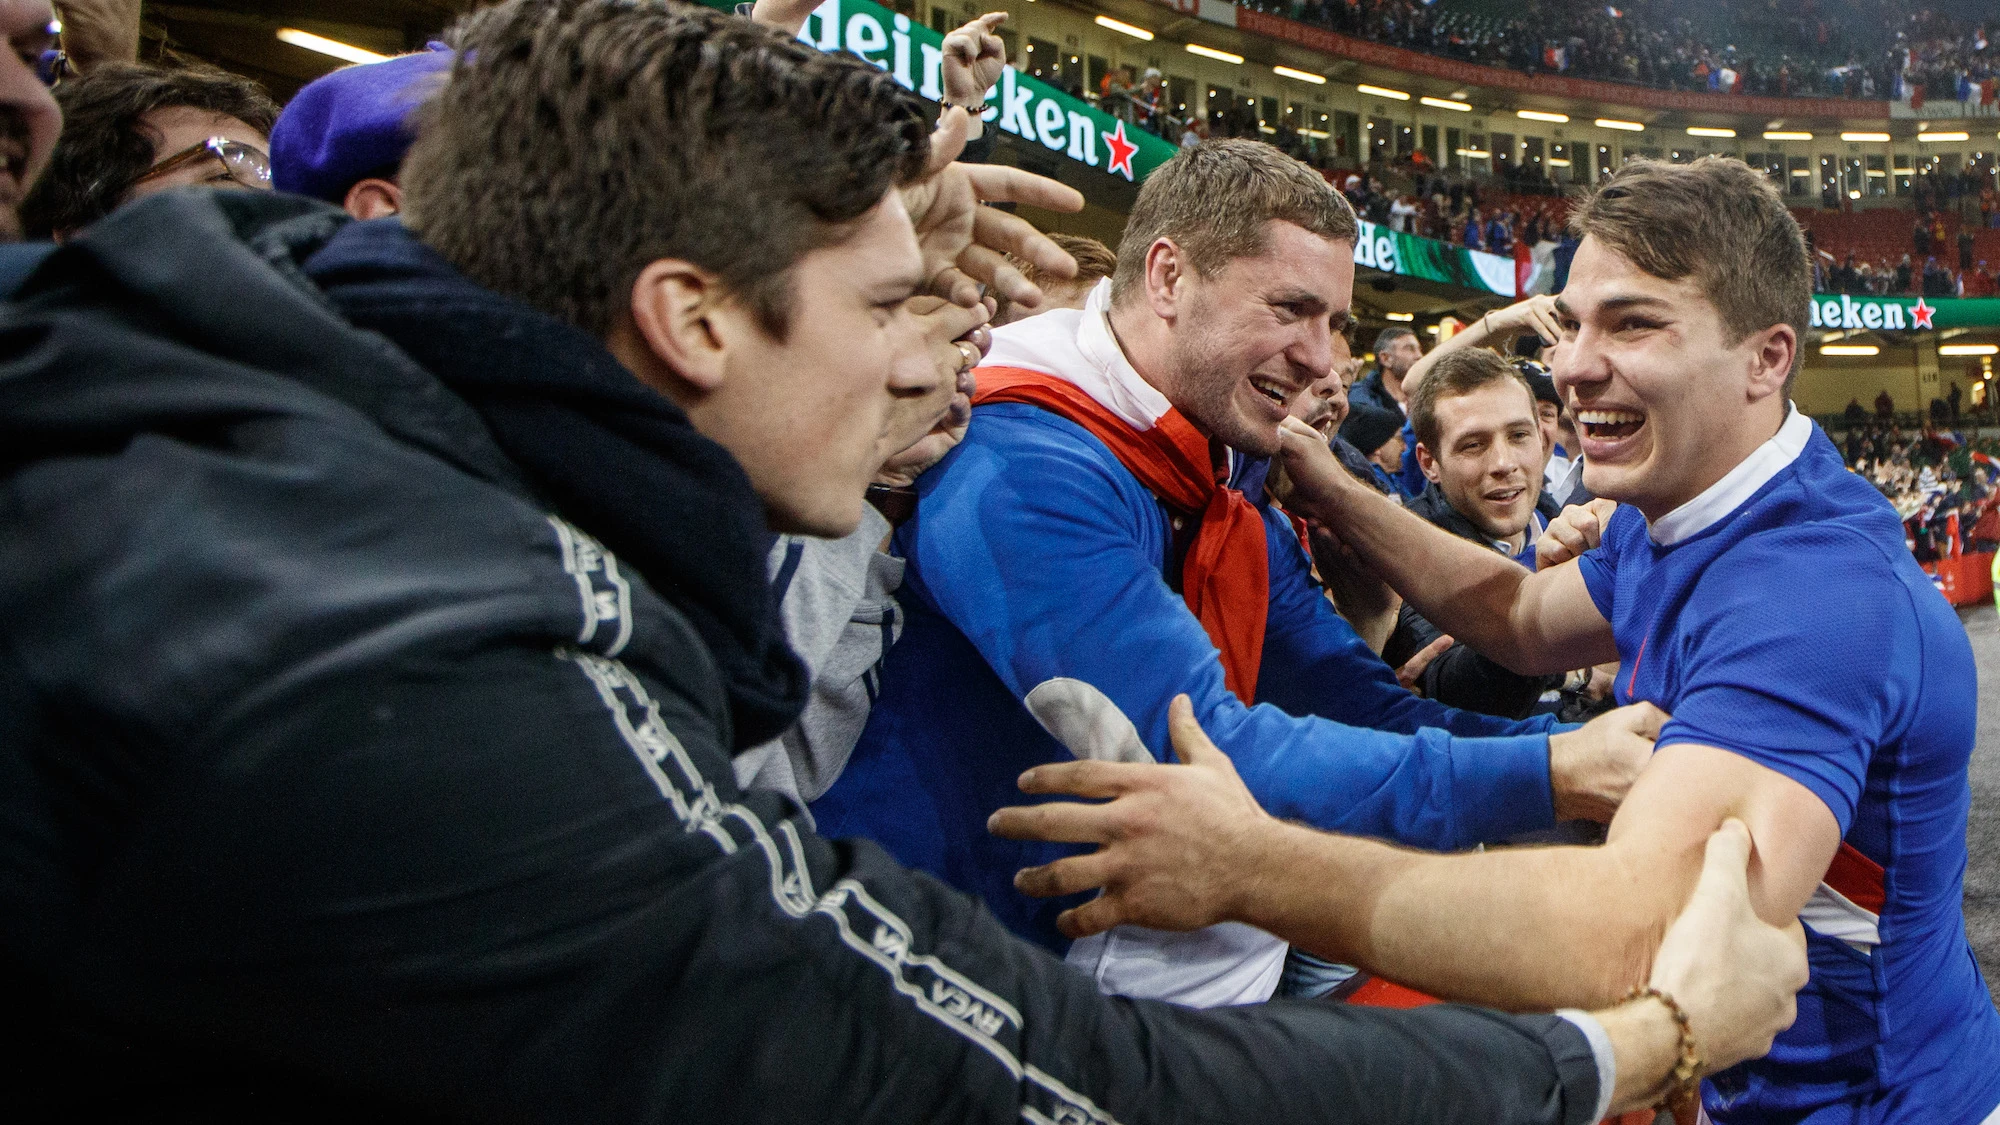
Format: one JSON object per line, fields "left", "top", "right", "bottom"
{"left": 1535, "top": 497, "right": 1619, "bottom": 570}
{"left": 1307, "top": 524, "right": 1399, "bottom": 653}
{"left": 1546, "top": 700, "right": 1665, "bottom": 822}
{"left": 1481, "top": 293, "right": 1563, "bottom": 345}
{"left": 989, "top": 695, "right": 1273, "bottom": 939}
{"left": 900, "top": 109, "right": 1084, "bottom": 309}
{"left": 1395, "top": 635, "right": 1454, "bottom": 693}
{"left": 1651, "top": 819, "right": 1807, "bottom": 1075}
{"left": 1274, "top": 415, "right": 1366, "bottom": 520}
{"left": 941, "top": 12, "right": 1008, "bottom": 104}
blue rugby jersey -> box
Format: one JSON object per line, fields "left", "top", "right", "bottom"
{"left": 1577, "top": 409, "right": 2000, "bottom": 1124}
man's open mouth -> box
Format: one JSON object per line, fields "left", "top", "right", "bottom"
{"left": 1249, "top": 375, "right": 1291, "bottom": 407}
{"left": 1485, "top": 486, "right": 1525, "bottom": 504}
{"left": 1577, "top": 408, "right": 1645, "bottom": 441}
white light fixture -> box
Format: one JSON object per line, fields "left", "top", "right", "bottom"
{"left": 1454, "top": 147, "right": 1491, "bottom": 158}
{"left": 1300, "top": 128, "right": 1331, "bottom": 139}
{"left": 1840, "top": 131, "right": 1891, "bottom": 142}
{"left": 1848, "top": 189, "right": 1862, "bottom": 199}
{"left": 1421, "top": 96, "right": 1472, "bottom": 112}
{"left": 1186, "top": 43, "right": 1244, "bottom": 64}
{"left": 1384, "top": 312, "right": 1415, "bottom": 322}
{"left": 1821, "top": 344, "right": 1880, "bottom": 356}
{"left": 1763, "top": 130, "right": 1813, "bottom": 141}
{"left": 1687, "top": 126, "right": 1736, "bottom": 138}
{"left": 1596, "top": 118, "right": 1645, "bottom": 131}
{"left": 1274, "top": 65, "right": 1326, "bottom": 84}
{"left": 1358, "top": 83, "right": 1411, "bottom": 101}
{"left": 1518, "top": 109, "right": 1569, "bottom": 123}
{"left": 1918, "top": 131, "right": 1970, "bottom": 143}
{"left": 276, "top": 28, "right": 388, "bottom": 64}
{"left": 1941, "top": 344, "right": 2000, "bottom": 357}
{"left": 1546, "top": 157, "right": 1572, "bottom": 167}
{"left": 1094, "top": 15, "right": 1154, "bottom": 41}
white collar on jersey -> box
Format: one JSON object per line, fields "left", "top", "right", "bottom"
{"left": 1648, "top": 403, "right": 1811, "bottom": 547}
{"left": 982, "top": 278, "right": 1171, "bottom": 431}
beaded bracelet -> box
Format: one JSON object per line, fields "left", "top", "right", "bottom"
{"left": 1622, "top": 985, "right": 1703, "bottom": 1108}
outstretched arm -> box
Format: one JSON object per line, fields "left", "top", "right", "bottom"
{"left": 994, "top": 696, "right": 1833, "bottom": 1013}
{"left": 1274, "top": 416, "right": 1616, "bottom": 674}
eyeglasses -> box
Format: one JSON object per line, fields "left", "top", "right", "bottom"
{"left": 128, "top": 136, "right": 271, "bottom": 193}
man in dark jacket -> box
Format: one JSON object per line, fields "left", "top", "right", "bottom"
{"left": 0, "top": 2, "right": 1803, "bottom": 1122}
{"left": 1381, "top": 349, "right": 1564, "bottom": 718}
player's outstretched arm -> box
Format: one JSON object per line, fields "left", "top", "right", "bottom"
{"left": 993, "top": 697, "right": 1833, "bottom": 1014}
{"left": 1274, "top": 417, "right": 1613, "bottom": 675}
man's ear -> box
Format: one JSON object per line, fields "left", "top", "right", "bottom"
{"left": 1142, "top": 237, "right": 1188, "bottom": 322}
{"left": 1746, "top": 322, "right": 1796, "bottom": 403}
{"left": 626, "top": 258, "right": 731, "bottom": 395}
{"left": 343, "top": 178, "right": 403, "bottom": 220}
{"left": 1415, "top": 440, "right": 1442, "bottom": 483}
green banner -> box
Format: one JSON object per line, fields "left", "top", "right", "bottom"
{"left": 1809, "top": 293, "right": 2000, "bottom": 332}
{"left": 1353, "top": 218, "right": 1517, "bottom": 296}
{"left": 724, "top": 0, "right": 1180, "bottom": 184}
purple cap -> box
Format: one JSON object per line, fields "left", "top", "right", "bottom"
{"left": 270, "top": 43, "right": 454, "bottom": 204}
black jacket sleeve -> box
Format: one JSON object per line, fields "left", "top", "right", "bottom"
{"left": 1388, "top": 604, "right": 1561, "bottom": 720}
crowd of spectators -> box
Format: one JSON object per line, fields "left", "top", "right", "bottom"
{"left": 1237, "top": 0, "right": 1998, "bottom": 103}
{"left": 1840, "top": 414, "right": 2000, "bottom": 560}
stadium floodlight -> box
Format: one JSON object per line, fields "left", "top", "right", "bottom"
{"left": 276, "top": 28, "right": 387, "bottom": 64}
{"left": 1840, "top": 131, "right": 1891, "bottom": 142}
{"left": 1940, "top": 344, "right": 1999, "bottom": 357}
{"left": 1517, "top": 110, "right": 1569, "bottom": 123}
{"left": 1357, "top": 83, "right": 1411, "bottom": 101}
{"left": 1595, "top": 118, "right": 1644, "bottom": 131}
{"left": 1763, "top": 130, "right": 1813, "bottom": 141}
{"left": 1421, "top": 96, "right": 1472, "bottom": 111}
{"left": 1186, "top": 43, "right": 1244, "bottom": 64}
{"left": 1917, "top": 131, "right": 1970, "bottom": 143}
{"left": 1820, "top": 345, "right": 1880, "bottom": 357}
{"left": 1093, "top": 15, "right": 1154, "bottom": 41}
{"left": 1686, "top": 126, "right": 1736, "bottom": 138}
{"left": 1274, "top": 65, "right": 1326, "bottom": 84}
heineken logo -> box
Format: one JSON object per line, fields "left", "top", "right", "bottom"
{"left": 1809, "top": 294, "right": 1936, "bottom": 332}
{"left": 790, "top": 0, "right": 1173, "bottom": 183}
{"left": 1351, "top": 220, "right": 1401, "bottom": 275}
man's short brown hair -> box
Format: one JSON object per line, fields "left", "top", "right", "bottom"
{"left": 1569, "top": 157, "right": 1810, "bottom": 393}
{"left": 1110, "top": 139, "right": 1357, "bottom": 302}
{"left": 1409, "top": 348, "right": 1534, "bottom": 451}
{"left": 1020, "top": 232, "right": 1116, "bottom": 294}
{"left": 400, "top": 0, "right": 931, "bottom": 339}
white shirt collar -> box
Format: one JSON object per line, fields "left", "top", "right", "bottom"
{"left": 983, "top": 278, "right": 1171, "bottom": 431}
{"left": 1647, "top": 404, "right": 1812, "bottom": 547}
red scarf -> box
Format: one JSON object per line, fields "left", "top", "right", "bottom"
{"left": 974, "top": 366, "right": 1270, "bottom": 700}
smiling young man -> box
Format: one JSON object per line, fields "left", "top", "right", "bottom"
{"left": 815, "top": 139, "right": 1665, "bottom": 1008}
{"left": 992, "top": 157, "right": 2000, "bottom": 1124}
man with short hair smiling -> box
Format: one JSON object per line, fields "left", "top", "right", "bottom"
{"left": 994, "top": 156, "right": 2000, "bottom": 1124}
{"left": 1407, "top": 349, "right": 1556, "bottom": 566}
{"left": 819, "top": 139, "right": 1664, "bottom": 1008}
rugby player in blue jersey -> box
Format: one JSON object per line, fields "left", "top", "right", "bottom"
{"left": 993, "top": 156, "right": 2000, "bottom": 1124}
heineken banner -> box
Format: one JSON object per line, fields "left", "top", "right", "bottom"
{"left": 711, "top": 0, "right": 1521, "bottom": 294}
{"left": 1354, "top": 218, "right": 1521, "bottom": 296}
{"left": 1809, "top": 294, "right": 2000, "bottom": 333}
{"left": 706, "top": 0, "right": 1179, "bottom": 184}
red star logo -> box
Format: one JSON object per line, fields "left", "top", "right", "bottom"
{"left": 1103, "top": 120, "right": 1138, "bottom": 181}
{"left": 1911, "top": 296, "right": 1936, "bottom": 330}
